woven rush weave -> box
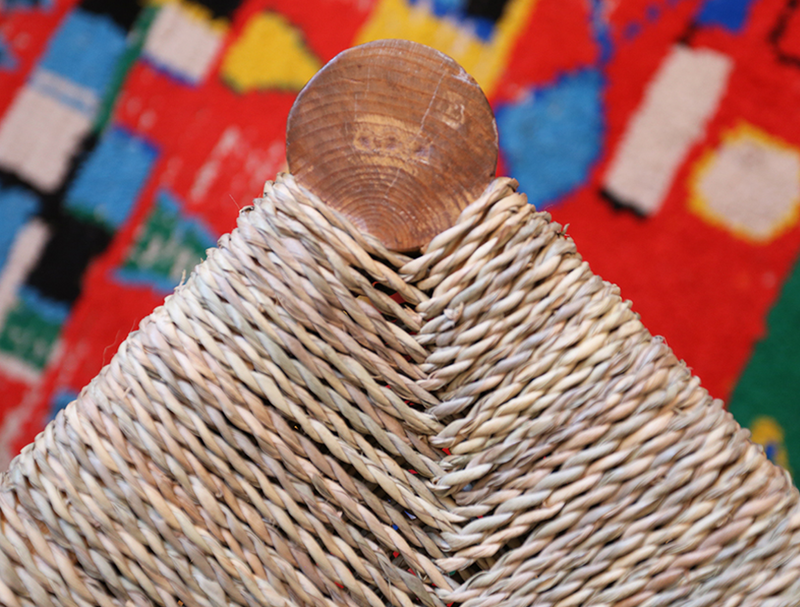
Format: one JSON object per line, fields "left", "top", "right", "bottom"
{"left": 0, "top": 173, "right": 798, "bottom": 607}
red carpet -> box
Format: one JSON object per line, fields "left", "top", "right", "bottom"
{"left": 0, "top": 0, "right": 799, "bottom": 474}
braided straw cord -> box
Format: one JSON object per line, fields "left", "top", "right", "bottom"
{"left": 0, "top": 173, "right": 797, "bottom": 607}
{"left": 406, "top": 187, "right": 800, "bottom": 607}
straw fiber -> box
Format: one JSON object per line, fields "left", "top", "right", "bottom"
{"left": 0, "top": 174, "right": 797, "bottom": 607}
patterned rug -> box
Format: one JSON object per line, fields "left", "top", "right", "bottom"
{"left": 0, "top": 0, "right": 799, "bottom": 476}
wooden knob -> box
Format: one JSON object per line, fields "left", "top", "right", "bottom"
{"left": 286, "top": 39, "right": 498, "bottom": 252}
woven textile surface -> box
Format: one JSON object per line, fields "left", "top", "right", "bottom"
{"left": 2, "top": 173, "right": 798, "bottom": 606}
{"left": 2, "top": 0, "right": 800, "bottom": 476}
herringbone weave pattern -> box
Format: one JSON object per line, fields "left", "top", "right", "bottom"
{"left": 0, "top": 174, "right": 797, "bottom": 607}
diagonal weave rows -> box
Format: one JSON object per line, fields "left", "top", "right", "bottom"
{"left": 0, "top": 173, "right": 798, "bottom": 607}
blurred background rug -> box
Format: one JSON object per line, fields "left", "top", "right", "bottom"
{"left": 0, "top": 0, "right": 799, "bottom": 475}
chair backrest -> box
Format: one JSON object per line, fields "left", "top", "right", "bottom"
{"left": 1, "top": 39, "right": 797, "bottom": 607}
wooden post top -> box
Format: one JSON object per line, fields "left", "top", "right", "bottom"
{"left": 286, "top": 39, "right": 498, "bottom": 252}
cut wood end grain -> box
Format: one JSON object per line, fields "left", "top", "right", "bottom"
{"left": 286, "top": 39, "right": 498, "bottom": 252}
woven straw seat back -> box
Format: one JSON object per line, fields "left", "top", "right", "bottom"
{"left": 0, "top": 172, "right": 797, "bottom": 607}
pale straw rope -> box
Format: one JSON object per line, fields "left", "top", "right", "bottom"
{"left": 408, "top": 180, "right": 800, "bottom": 607}
{"left": 0, "top": 173, "right": 797, "bottom": 607}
